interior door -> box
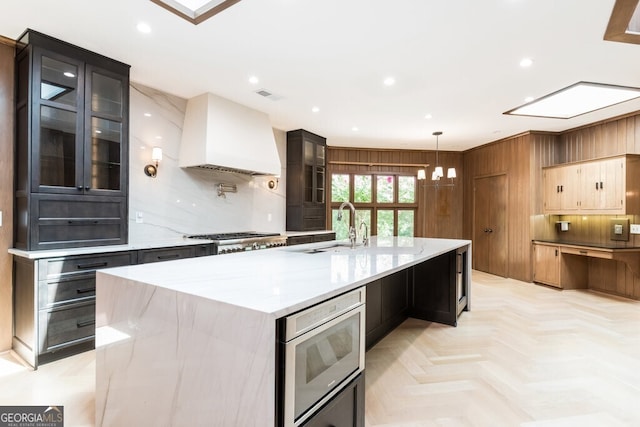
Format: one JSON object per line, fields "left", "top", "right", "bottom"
{"left": 473, "top": 175, "right": 508, "bottom": 277}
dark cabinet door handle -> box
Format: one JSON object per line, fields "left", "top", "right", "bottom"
{"left": 579, "top": 250, "right": 588, "bottom": 254}
{"left": 487, "top": 228, "right": 493, "bottom": 233}
{"left": 67, "top": 220, "right": 99, "bottom": 225}
{"left": 157, "top": 254, "right": 181, "bottom": 260}
{"left": 555, "top": 249, "right": 558, "bottom": 256}
{"left": 77, "top": 186, "right": 83, "bottom": 190}
{"left": 600, "top": 182, "right": 603, "bottom": 189}
{"left": 76, "top": 287, "right": 96, "bottom": 294}
{"left": 560, "top": 185, "right": 563, "bottom": 192}
{"left": 85, "top": 186, "right": 90, "bottom": 190}
{"left": 76, "top": 319, "right": 95, "bottom": 328}
{"left": 556, "top": 185, "right": 560, "bottom": 193}
{"left": 76, "top": 261, "right": 108, "bottom": 269}
{"left": 595, "top": 182, "right": 598, "bottom": 190}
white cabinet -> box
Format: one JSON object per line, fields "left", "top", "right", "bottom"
{"left": 542, "top": 155, "right": 639, "bottom": 215}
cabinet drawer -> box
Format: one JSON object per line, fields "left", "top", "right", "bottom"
{"left": 39, "top": 302, "right": 95, "bottom": 353}
{"left": 31, "top": 194, "right": 127, "bottom": 250}
{"left": 313, "top": 233, "right": 335, "bottom": 243}
{"left": 137, "top": 246, "right": 197, "bottom": 264}
{"left": 287, "top": 235, "right": 315, "bottom": 246}
{"left": 39, "top": 276, "right": 96, "bottom": 308}
{"left": 561, "top": 247, "right": 613, "bottom": 259}
{"left": 40, "top": 252, "right": 134, "bottom": 280}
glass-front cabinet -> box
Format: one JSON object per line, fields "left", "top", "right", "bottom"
{"left": 14, "top": 30, "right": 130, "bottom": 250}
{"left": 31, "top": 52, "right": 127, "bottom": 196}
{"left": 286, "top": 129, "right": 327, "bottom": 231}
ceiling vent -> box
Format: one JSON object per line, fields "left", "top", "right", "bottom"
{"left": 255, "top": 88, "right": 283, "bottom": 101}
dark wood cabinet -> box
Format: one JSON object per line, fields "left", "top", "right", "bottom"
{"left": 13, "top": 251, "right": 136, "bottom": 367}
{"left": 411, "top": 246, "right": 470, "bottom": 327}
{"left": 286, "top": 129, "right": 327, "bottom": 231}
{"left": 365, "top": 269, "right": 409, "bottom": 349}
{"left": 14, "top": 29, "right": 130, "bottom": 250}
{"left": 137, "top": 246, "right": 198, "bottom": 264}
{"left": 287, "top": 232, "right": 336, "bottom": 246}
{"left": 12, "top": 243, "right": 213, "bottom": 368}
{"left": 301, "top": 373, "right": 365, "bottom": 427}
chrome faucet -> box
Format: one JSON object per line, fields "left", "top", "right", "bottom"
{"left": 360, "top": 221, "right": 369, "bottom": 247}
{"left": 337, "top": 201, "right": 357, "bottom": 249}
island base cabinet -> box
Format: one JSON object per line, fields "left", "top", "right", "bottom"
{"left": 410, "top": 250, "right": 461, "bottom": 327}
{"left": 301, "top": 373, "right": 364, "bottom": 427}
{"left": 365, "top": 270, "right": 409, "bottom": 350}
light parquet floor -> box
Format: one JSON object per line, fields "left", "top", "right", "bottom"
{"left": 365, "top": 270, "right": 640, "bottom": 427}
{"left": 0, "top": 271, "right": 638, "bottom": 426}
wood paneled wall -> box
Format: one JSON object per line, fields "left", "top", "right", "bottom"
{"left": 0, "top": 39, "right": 15, "bottom": 351}
{"left": 533, "top": 111, "right": 640, "bottom": 248}
{"left": 462, "top": 133, "right": 533, "bottom": 282}
{"left": 327, "top": 147, "right": 464, "bottom": 238}
{"left": 559, "top": 113, "right": 640, "bottom": 161}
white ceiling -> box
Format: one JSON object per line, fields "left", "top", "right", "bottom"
{"left": 2, "top": 0, "right": 640, "bottom": 151}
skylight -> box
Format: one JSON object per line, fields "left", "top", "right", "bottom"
{"left": 150, "top": 0, "right": 241, "bottom": 25}
{"left": 504, "top": 82, "right": 640, "bottom": 119}
{"left": 604, "top": 0, "right": 640, "bottom": 45}
{"left": 628, "top": 1, "right": 640, "bottom": 33}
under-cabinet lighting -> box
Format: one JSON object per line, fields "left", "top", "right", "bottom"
{"left": 505, "top": 81, "right": 640, "bottom": 119}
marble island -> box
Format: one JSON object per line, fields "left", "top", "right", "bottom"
{"left": 95, "top": 236, "right": 471, "bottom": 426}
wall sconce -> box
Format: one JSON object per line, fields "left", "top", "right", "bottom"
{"left": 144, "top": 147, "right": 163, "bottom": 178}
{"left": 417, "top": 168, "right": 426, "bottom": 180}
{"left": 267, "top": 175, "right": 280, "bottom": 190}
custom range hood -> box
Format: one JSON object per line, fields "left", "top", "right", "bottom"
{"left": 179, "top": 93, "right": 281, "bottom": 176}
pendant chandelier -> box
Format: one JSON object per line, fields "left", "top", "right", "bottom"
{"left": 417, "top": 131, "right": 456, "bottom": 186}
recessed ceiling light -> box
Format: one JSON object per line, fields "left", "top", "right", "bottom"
{"left": 352, "top": 126, "right": 359, "bottom": 132}
{"left": 156, "top": 136, "right": 163, "bottom": 140}
{"left": 311, "top": 106, "right": 320, "bottom": 113}
{"left": 95, "top": 130, "right": 102, "bottom": 134}
{"left": 505, "top": 81, "right": 640, "bottom": 119}
{"left": 137, "top": 22, "right": 152, "bottom": 34}
{"left": 424, "top": 114, "right": 433, "bottom": 119}
{"left": 383, "top": 77, "right": 396, "bottom": 86}
{"left": 524, "top": 96, "right": 534, "bottom": 103}
{"left": 520, "top": 58, "right": 533, "bottom": 67}
{"left": 144, "top": 112, "right": 152, "bottom": 117}
{"left": 248, "top": 75, "right": 259, "bottom": 84}
{"left": 63, "top": 72, "right": 75, "bottom": 78}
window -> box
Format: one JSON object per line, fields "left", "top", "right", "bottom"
{"left": 330, "top": 173, "right": 416, "bottom": 240}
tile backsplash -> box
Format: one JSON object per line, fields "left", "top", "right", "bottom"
{"left": 128, "top": 83, "right": 286, "bottom": 243}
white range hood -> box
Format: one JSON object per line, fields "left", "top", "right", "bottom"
{"left": 179, "top": 92, "right": 281, "bottom": 176}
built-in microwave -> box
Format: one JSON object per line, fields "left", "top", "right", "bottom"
{"left": 277, "top": 287, "right": 366, "bottom": 427}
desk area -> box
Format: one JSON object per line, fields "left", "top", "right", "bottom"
{"left": 532, "top": 241, "right": 640, "bottom": 299}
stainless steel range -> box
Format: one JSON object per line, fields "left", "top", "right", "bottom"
{"left": 186, "top": 232, "right": 287, "bottom": 254}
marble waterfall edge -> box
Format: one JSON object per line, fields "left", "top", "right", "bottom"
{"left": 95, "top": 273, "right": 275, "bottom": 426}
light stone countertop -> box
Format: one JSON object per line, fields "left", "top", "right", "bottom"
{"left": 97, "top": 236, "right": 471, "bottom": 318}
{"left": 95, "top": 236, "right": 471, "bottom": 426}
{"left": 8, "top": 236, "right": 216, "bottom": 259}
